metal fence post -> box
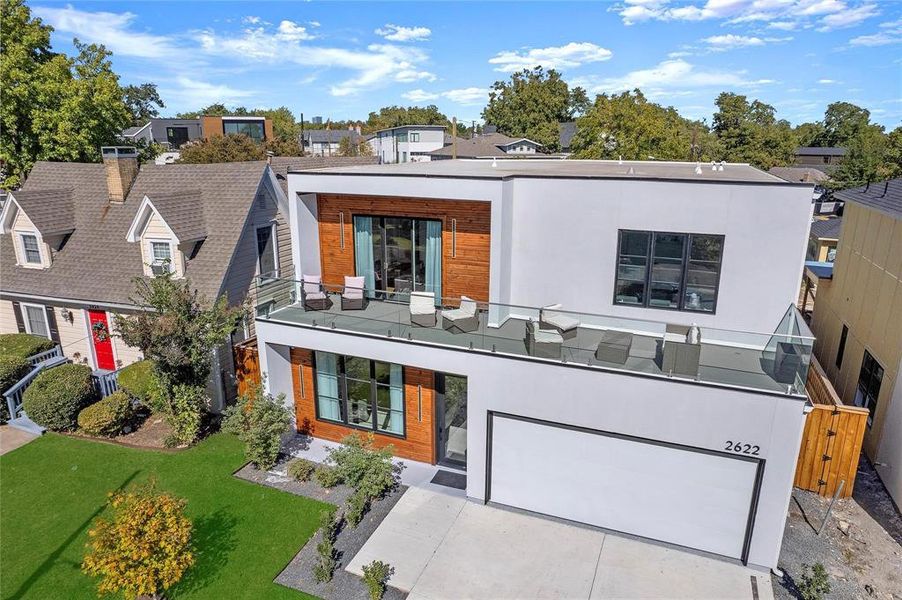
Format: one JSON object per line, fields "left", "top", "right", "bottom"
{"left": 817, "top": 479, "right": 845, "bottom": 535}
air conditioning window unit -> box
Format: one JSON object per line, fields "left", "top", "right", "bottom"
{"left": 151, "top": 263, "right": 169, "bottom": 276}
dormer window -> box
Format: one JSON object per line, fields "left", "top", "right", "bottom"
{"left": 149, "top": 240, "right": 174, "bottom": 276}
{"left": 19, "top": 233, "right": 43, "bottom": 264}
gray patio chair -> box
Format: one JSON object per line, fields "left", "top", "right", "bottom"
{"left": 341, "top": 275, "right": 368, "bottom": 311}
{"left": 301, "top": 274, "right": 332, "bottom": 311}
{"left": 525, "top": 319, "right": 563, "bottom": 359}
{"left": 539, "top": 303, "right": 579, "bottom": 340}
{"left": 595, "top": 330, "right": 633, "bottom": 364}
{"left": 661, "top": 323, "right": 701, "bottom": 377}
{"left": 442, "top": 296, "right": 479, "bottom": 334}
{"left": 409, "top": 291, "right": 437, "bottom": 327}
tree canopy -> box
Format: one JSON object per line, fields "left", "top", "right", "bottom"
{"left": 712, "top": 92, "right": 797, "bottom": 170}
{"left": 123, "top": 83, "right": 165, "bottom": 125}
{"left": 482, "top": 67, "right": 588, "bottom": 152}
{"left": 177, "top": 134, "right": 265, "bottom": 163}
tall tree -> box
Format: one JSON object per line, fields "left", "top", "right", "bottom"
{"left": 365, "top": 105, "right": 449, "bottom": 131}
{"left": 570, "top": 90, "right": 718, "bottom": 161}
{"left": 884, "top": 126, "right": 902, "bottom": 180}
{"left": 177, "top": 134, "right": 265, "bottom": 163}
{"left": 123, "top": 83, "right": 165, "bottom": 125}
{"left": 482, "top": 67, "right": 588, "bottom": 152}
{"left": 712, "top": 92, "right": 797, "bottom": 169}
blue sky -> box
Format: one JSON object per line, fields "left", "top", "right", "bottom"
{"left": 31, "top": 1, "right": 902, "bottom": 128}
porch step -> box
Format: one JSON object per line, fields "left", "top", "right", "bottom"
{"left": 7, "top": 415, "right": 46, "bottom": 436}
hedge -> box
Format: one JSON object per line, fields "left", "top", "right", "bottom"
{"left": 22, "top": 364, "right": 97, "bottom": 431}
{"left": 116, "top": 360, "right": 157, "bottom": 406}
{"left": 78, "top": 391, "right": 134, "bottom": 437}
{"left": 0, "top": 354, "right": 32, "bottom": 395}
{"left": 0, "top": 333, "right": 55, "bottom": 360}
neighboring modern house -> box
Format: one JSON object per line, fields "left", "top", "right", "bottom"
{"left": 368, "top": 125, "right": 446, "bottom": 163}
{"left": 121, "top": 115, "right": 274, "bottom": 151}
{"left": 254, "top": 158, "right": 815, "bottom": 569}
{"left": 807, "top": 217, "right": 842, "bottom": 263}
{"left": 300, "top": 127, "right": 364, "bottom": 156}
{"left": 428, "top": 133, "right": 547, "bottom": 160}
{"left": 807, "top": 179, "right": 902, "bottom": 506}
{"left": 769, "top": 166, "right": 838, "bottom": 216}
{"left": 794, "top": 146, "right": 846, "bottom": 172}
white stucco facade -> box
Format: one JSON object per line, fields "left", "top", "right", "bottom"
{"left": 368, "top": 126, "right": 446, "bottom": 164}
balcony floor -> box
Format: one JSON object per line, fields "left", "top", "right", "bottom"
{"left": 263, "top": 299, "right": 792, "bottom": 395}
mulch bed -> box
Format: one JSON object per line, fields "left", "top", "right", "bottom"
{"left": 65, "top": 410, "right": 220, "bottom": 451}
{"left": 235, "top": 455, "right": 409, "bottom": 600}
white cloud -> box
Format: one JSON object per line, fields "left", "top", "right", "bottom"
{"left": 401, "top": 87, "right": 489, "bottom": 105}
{"left": 242, "top": 16, "right": 261, "bottom": 25}
{"left": 576, "top": 59, "right": 777, "bottom": 95}
{"left": 394, "top": 69, "right": 437, "bottom": 83}
{"left": 309, "top": 20, "right": 322, "bottom": 28}
{"left": 402, "top": 89, "right": 440, "bottom": 102}
{"left": 276, "top": 20, "right": 315, "bottom": 41}
{"left": 375, "top": 24, "right": 431, "bottom": 42}
{"left": 162, "top": 76, "right": 256, "bottom": 108}
{"left": 488, "top": 42, "right": 612, "bottom": 72}
{"left": 702, "top": 34, "right": 792, "bottom": 50}
{"left": 848, "top": 16, "right": 902, "bottom": 45}
{"left": 817, "top": 3, "right": 879, "bottom": 29}
{"left": 817, "top": 78, "right": 839, "bottom": 83}
{"left": 667, "top": 50, "right": 694, "bottom": 58}
{"left": 768, "top": 21, "right": 799, "bottom": 30}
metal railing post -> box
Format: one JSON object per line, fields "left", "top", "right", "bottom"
{"left": 817, "top": 479, "right": 845, "bottom": 535}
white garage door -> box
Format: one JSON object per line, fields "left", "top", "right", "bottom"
{"left": 489, "top": 414, "right": 760, "bottom": 561}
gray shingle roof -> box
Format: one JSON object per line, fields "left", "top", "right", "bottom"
{"left": 146, "top": 190, "right": 207, "bottom": 242}
{"left": 768, "top": 166, "right": 830, "bottom": 183}
{"left": 0, "top": 160, "right": 270, "bottom": 306}
{"left": 428, "top": 133, "right": 548, "bottom": 158}
{"left": 833, "top": 179, "right": 902, "bottom": 219}
{"left": 795, "top": 146, "right": 847, "bottom": 157}
{"left": 809, "top": 217, "right": 842, "bottom": 240}
{"left": 9, "top": 188, "right": 76, "bottom": 237}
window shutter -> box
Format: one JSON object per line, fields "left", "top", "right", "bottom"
{"left": 45, "top": 306, "right": 61, "bottom": 344}
{"left": 11, "top": 301, "right": 26, "bottom": 333}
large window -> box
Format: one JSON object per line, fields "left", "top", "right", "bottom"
{"left": 256, "top": 225, "right": 278, "bottom": 279}
{"left": 854, "top": 350, "right": 883, "bottom": 427}
{"left": 314, "top": 352, "right": 405, "bottom": 436}
{"left": 22, "top": 303, "right": 49, "bottom": 338}
{"left": 614, "top": 230, "right": 724, "bottom": 313}
{"left": 166, "top": 127, "right": 189, "bottom": 148}
{"left": 223, "top": 120, "right": 265, "bottom": 141}
{"left": 19, "top": 233, "right": 42, "bottom": 264}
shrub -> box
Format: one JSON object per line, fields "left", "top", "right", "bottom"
{"left": 287, "top": 458, "right": 317, "bottom": 482}
{"left": 22, "top": 364, "right": 97, "bottom": 431}
{"left": 326, "top": 433, "right": 402, "bottom": 501}
{"left": 164, "top": 384, "right": 205, "bottom": 447}
{"left": 312, "top": 509, "right": 338, "bottom": 583}
{"left": 0, "top": 354, "right": 31, "bottom": 395}
{"left": 798, "top": 563, "right": 831, "bottom": 600}
{"left": 78, "top": 392, "right": 135, "bottom": 437}
{"left": 116, "top": 360, "right": 157, "bottom": 406}
{"left": 221, "top": 382, "right": 291, "bottom": 470}
{"left": 346, "top": 489, "right": 369, "bottom": 529}
{"left": 0, "top": 333, "right": 55, "bottom": 359}
{"left": 314, "top": 465, "right": 342, "bottom": 488}
{"left": 362, "top": 560, "right": 394, "bottom": 600}
{"left": 82, "top": 481, "right": 194, "bottom": 600}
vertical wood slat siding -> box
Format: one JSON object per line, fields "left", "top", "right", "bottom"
{"left": 290, "top": 347, "right": 436, "bottom": 463}
{"left": 233, "top": 340, "right": 261, "bottom": 399}
{"left": 316, "top": 194, "right": 491, "bottom": 303}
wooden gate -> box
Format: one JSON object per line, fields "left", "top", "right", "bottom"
{"left": 233, "top": 339, "right": 261, "bottom": 399}
{"left": 794, "top": 356, "right": 869, "bottom": 498}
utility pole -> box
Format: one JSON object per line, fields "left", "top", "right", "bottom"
{"left": 300, "top": 112, "right": 305, "bottom": 156}
{"left": 452, "top": 117, "right": 458, "bottom": 159}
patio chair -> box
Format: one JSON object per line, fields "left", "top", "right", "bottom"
{"left": 661, "top": 323, "right": 701, "bottom": 377}
{"left": 409, "top": 291, "right": 437, "bottom": 327}
{"left": 595, "top": 330, "right": 633, "bottom": 364}
{"left": 539, "top": 303, "right": 579, "bottom": 340}
{"left": 525, "top": 319, "right": 563, "bottom": 359}
{"left": 442, "top": 296, "right": 479, "bottom": 334}
{"left": 301, "top": 274, "right": 332, "bottom": 311}
{"left": 341, "top": 275, "right": 368, "bottom": 311}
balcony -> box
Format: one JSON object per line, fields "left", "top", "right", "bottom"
{"left": 255, "top": 277, "right": 813, "bottom": 397}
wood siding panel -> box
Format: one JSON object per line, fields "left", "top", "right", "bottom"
{"left": 290, "top": 347, "right": 436, "bottom": 463}
{"left": 317, "top": 194, "right": 491, "bottom": 302}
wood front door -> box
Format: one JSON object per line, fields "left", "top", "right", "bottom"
{"left": 87, "top": 310, "right": 115, "bottom": 370}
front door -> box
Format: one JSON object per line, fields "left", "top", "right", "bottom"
{"left": 87, "top": 310, "right": 115, "bottom": 370}
{"left": 436, "top": 373, "right": 467, "bottom": 468}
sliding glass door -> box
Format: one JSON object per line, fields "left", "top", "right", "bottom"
{"left": 354, "top": 216, "right": 441, "bottom": 302}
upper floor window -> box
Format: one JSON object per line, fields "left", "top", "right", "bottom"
{"left": 855, "top": 350, "right": 883, "bottom": 427}
{"left": 396, "top": 132, "right": 408, "bottom": 142}
{"left": 19, "top": 233, "right": 42, "bottom": 264}
{"left": 614, "top": 230, "right": 724, "bottom": 313}
{"left": 256, "top": 224, "right": 278, "bottom": 279}
{"left": 410, "top": 132, "right": 420, "bottom": 142}
{"left": 166, "top": 127, "right": 189, "bottom": 147}
{"left": 223, "top": 120, "right": 264, "bottom": 142}
{"left": 149, "top": 240, "right": 173, "bottom": 276}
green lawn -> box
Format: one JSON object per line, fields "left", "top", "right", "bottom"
{"left": 0, "top": 433, "right": 327, "bottom": 599}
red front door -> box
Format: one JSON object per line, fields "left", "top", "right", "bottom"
{"left": 88, "top": 310, "right": 115, "bottom": 370}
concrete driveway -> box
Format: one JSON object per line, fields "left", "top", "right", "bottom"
{"left": 347, "top": 487, "right": 773, "bottom": 600}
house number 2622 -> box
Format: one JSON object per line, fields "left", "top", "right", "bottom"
{"left": 724, "top": 441, "right": 760, "bottom": 455}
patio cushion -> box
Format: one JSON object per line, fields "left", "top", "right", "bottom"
{"left": 543, "top": 312, "right": 579, "bottom": 332}
{"left": 410, "top": 291, "right": 436, "bottom": 315}
{"left": 302, "top": 274, "right": 322, "bottom": 295}
{"left": 445, "top": 296, "right": 477, "bottom": 321}
{"left": 344, "top": 276, "right": 365, "bottom": 299}
{"left": 534, "top": 329, "right": 564, "bottom": 344}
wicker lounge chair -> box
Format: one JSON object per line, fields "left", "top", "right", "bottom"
{"left": 301, "top": 274, "right": 332, "bottom": 311}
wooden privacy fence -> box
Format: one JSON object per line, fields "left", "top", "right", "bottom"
{"left": 794, "top": 356, "right": 869, "bottom": 498}
{"left": 234, "top": 338, "right": 261, "bottom": 398}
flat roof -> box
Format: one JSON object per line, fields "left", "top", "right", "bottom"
{"left": 371, "top": 124, "right": 447, "bottom": 134}
{"left": 288, "top": 158, "right": 809, "bottom": 185}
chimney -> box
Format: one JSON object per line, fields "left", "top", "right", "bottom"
{"left": 101, "top": 146, "right": 138, "bottom": 204}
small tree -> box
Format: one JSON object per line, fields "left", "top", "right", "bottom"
{"left": 222, "top": 381, "right": 291, "bottom": 470}
{"left": 362, "top": 560, "right": 394, "bottom": 600}
{"left": 83, "top": 482, "right": 194, "bottom": 600}
{"left": 177, "top": 133, "right": 265, "bottom": 163}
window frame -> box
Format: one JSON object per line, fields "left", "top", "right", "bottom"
{"left": 17, "top": 231, "right": 43, "bottom": 265}
{"left": 312, "top": 352, "right": 406, "bottom": 439}
{"left": 20, "top": 302, "right": 50, "bottom": 338}
{"left": 255, "top": 223, "right": 279, "bottom": 280}
{"left": 613, "top": 229, "right": 725, "bottom": 314}
{"left": 146, "top": 238, "right": 175, "bottom": 275}
{"left": 409, "top": 132, "right": 420, "bottom": 142}
{"left": 854, "top": 350, "right": 883, "bottom": 428}
{"left": 166, "top": 126, "right": 190, "bottom": 148}
{"left": 836, "top": 324, "right": 849, "bottom": 369}
{"left": 222, "top": 120, "right": 265, "bottom": 142}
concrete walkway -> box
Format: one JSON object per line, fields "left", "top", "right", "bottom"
{"left": 347, "top": 487, "right": 773, "bottom": 600}
{"left": 0, "top": 425, "right": 39, "bottom": 456}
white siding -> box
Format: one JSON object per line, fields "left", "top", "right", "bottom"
{"left": 140, "top": 211, "right": 184, "bottom": 277}
{"left": 0, "top": 300, "right": 19, "bottom": 334}
{"left": 11, "top": 208, "right": 51, "bottom": 268}
{"left": 108, "top": 315, "right": 143, "bottom": 368}
{"left": 57, "top": 307, "right": 92, "bottom": 365}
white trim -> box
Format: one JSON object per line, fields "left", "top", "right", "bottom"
{"left": 0, "top": 195, "right": 21, "bottom": 233}
{"left": 221, "top": 115, "right": 265, "bottom": 121}
{"left": 122, "top": 121, "right": 152, "bottom": 139}
{"left": 0, "top": 292, "right": 139, "bottom": 313}
{"left": 14, "top": 229, "right": 45, "bottom": 268}
{"left": 20, "top": 302, "right": 50, "bottom": 339}
{"left": 146, "top": 237, "right": 176, "bottom": 275}
{"left": 126, "top": 196, "right": 179, "bottom": 243}
{"left": 82, "top": 309, "right": 98, "bottom": 369}
{"left": 255, "top": 223, "right": 280, "bottom": 278}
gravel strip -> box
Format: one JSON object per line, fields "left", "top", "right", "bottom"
{"left": 235, "top": 454, "right": 409, "bottom": 600}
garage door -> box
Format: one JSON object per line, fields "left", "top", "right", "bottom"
{"left": 487, "top": 413, "right": 762, "bottom": 562}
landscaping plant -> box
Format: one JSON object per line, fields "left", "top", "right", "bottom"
{"left": 221, "top": 382, "right": 290, "bottom": 470}
{"left": 287, "top": 458, "right": 317, "bottom": 482}
{"left": 345, "top": 489, "right": 369, "bottom": 528}
{"left": 21, "top": 363, "right": 97, "bottom": 431}
{"left": 314, "top": 465, "right": 342, "bottom": 488}
{"left": 82, "top": 481, "right": 194, "bottom": 600}
{"left": 77, "top": 391, "right": 135, "bottom": 437}
{"left": 0, "top": 333, "right": 56, "bottom": 359}
{"left": 362, "top": 560, "right": 394, "bottom": 600}
{"left": 326, "top": 433, "right": 402, "bottom": 500}
{"left": 116, "top": 359, "right": 158, "bottom": 408}
{"left": 312, "top": 509, "right": 339, "bottom": 583}
{"left": 798, "top": 563, "right": 831, "bottom": 600}
{"left": 115, "top": 270, "right": 244, "bottom": 445}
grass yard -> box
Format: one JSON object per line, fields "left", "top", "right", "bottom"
{"left": 0, "top": 433, "right": 328, "bottom": 600}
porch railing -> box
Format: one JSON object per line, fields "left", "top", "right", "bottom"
{"left": 28, "top": 345, "right": 63, "bottom": 367}
{"left": 92, "top": 369, "right": 121, "bottom": 398}
{"left": 4, "top": 345, "right": 67, "bottom": 420}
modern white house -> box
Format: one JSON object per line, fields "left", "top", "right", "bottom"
{"left": 254, "top": 159, "right": 816, "bottom": 570}
{"left": 368, "top": 125, "right": 446, "bottom": 163}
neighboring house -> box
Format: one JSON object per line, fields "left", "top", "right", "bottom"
{"left": 0, "top": 147, "right": 290, "bottom": 410}
{"left": 300, "top": 127, "right": 364, "bottom": 156}
{"left": 429, "top": 133, "right": 547, "bottom": 160}
{"left": 807, "top": 217, "right": 842, "bottom": 263}
{"left": 807, "top": 179, "right": 902, "bottom": 506}
{"left": 368, "top": 125, "right": 446, "bottom": 163}
{"left": 769, "top": 166, "right": 839, "bottom": 215}
{"left": 794, "top": 146, "right": 846, "bottom": 172}
{"left": 121, "top": 115, "right": 274, "bottom": 151}
{"left": 255, "top": 158, "right": 815, "bottom": 569}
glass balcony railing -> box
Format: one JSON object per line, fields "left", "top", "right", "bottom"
{"left": 254, "top": 277, "right": 813, "bottom": 397}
